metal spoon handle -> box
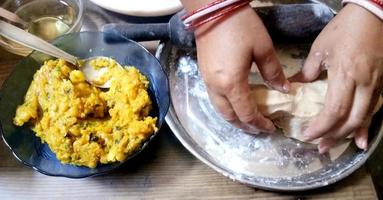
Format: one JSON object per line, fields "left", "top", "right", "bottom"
{"left": 0, "top": 20, "right": 77, "bottom": 65}
{"left": 0, "top": 8, "right": 28, "bottom": 28}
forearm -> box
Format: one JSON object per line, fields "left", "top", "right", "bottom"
{"left": 180, "top": 0, "right": 255, "bottom": 34}
{"left": 342, "top": 0, "right": 383, "bottom": 22}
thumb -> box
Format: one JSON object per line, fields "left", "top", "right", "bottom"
{"left": 254, "top": 45, "right": 290, "bottom": 93}
{"left": 289, "top": 50, "right": 325, "bottom": 83}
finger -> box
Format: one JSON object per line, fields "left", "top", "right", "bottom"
{"left": 253, "top": 38, "right": 290, "bottom": 93}
{"left": 318, "top": 128, "right": 368, "bottom": 154}
{"left": 354, "top": 127, "right": 369, "bottom": 150}
{"left": 317, "top": 138, "right": 337, "bottom": 154}
{"left": 370, "top": 85, "right": 383, "bottom": 114}
{"left": 206, "top": 89, "right": 238, "bottom": 123}
{"left": 327, "top": 86, "right": 374, "bottom": 142}
{"left": 207, "top": 89, "right": 269, "bottom": 134}
{"left": 289, "top": 50, "right": 325, "bottom": 83}
{"left": 225, "top": 82, "right": 276, "bottom": 133}
{"left": 304, "top": 67, "right": 356, "bottom": 141}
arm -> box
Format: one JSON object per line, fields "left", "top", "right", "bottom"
{"left": 181, "top": 0, "right": 212, "bottom": 10}
{"left": 291, "top": 3, "right": 383, "bottom": 153}
{"left": 179, "top": 0, "right": 290, "bottom": 133}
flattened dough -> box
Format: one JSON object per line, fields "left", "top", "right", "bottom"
{"left": 251, "top": 78, "right": 383, "bottom": 143}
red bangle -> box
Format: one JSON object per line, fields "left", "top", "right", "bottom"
{"left": 182, "top": 0, "right": 228, "bottom": 21}
{"left": 187, "top": 0, "right": 251, "bottom": 30}
{"left": 369, "top": 0, "right": 383, "bottom": 8}
{"left": 182, "top": 0, "right": 252, "bottom": 30}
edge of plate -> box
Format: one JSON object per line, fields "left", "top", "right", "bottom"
{"left": 89, "top": 0, "right": 183, "bottom": 17}
{"left": 156, "top": 39, "right": 383, "bottom": 191}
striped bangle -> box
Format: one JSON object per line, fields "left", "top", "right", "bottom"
{"left": 370, "top": 0, "right": 383, "bottom": 7}
{"left": 342, "top": 0, "right": 383, "bottom": 20}
{"left": 182, "top": 0, "right": 252, "bottom": 30}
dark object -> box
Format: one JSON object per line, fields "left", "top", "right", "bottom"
{"left": 0, "top": 32, "right": 170, "bottom": 178}
{"left": 102, "top": 3, "right": 335, "bottom": 48}
{"left": 255, "top": 3, "right": 334, "bottom": 43}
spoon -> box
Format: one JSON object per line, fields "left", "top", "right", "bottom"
{"left": 0, "top": 20, "right": 118, "bottom": 88}
{"left": 0, "top": 7, "right": 29, "bottom": 28}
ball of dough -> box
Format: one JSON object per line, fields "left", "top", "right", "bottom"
{"left": 251, "top": 78, "right": 383, "bottom": 144}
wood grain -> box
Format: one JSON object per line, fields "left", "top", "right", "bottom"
{"left": 0, "top": 127, "right": 378, "bottom": 200}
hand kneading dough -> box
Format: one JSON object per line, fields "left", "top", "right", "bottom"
{"left": 251, "top": 79, "right": 383, "bottom": 144}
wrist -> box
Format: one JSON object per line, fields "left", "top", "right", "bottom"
{"left": 344, "top": 3, "right": 383, "bottom": 25}
{"left": 181, "top": 0, "right": 217, "bottom": 12}
{"left": 194, "top": 5, "right": 253, "bottom": 36}
{"left": 342, "top": 0, "right": 383, "bottom": 20}
{"left": 182, "top": 0, "right": 252, "bottom": 30}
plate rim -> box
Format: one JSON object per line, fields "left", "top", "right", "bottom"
{"left": 156, "top": 39, "right": 383, "bottom": 191}
{"left": 89, "top": 0, "right": 183, "bottom": 17}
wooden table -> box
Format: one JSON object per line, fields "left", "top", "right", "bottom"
{"left": 0, "top": 1, "right": 380, "bottom": 198}
{"left": 0, "top": 38, "right": 379, "bottom": 200}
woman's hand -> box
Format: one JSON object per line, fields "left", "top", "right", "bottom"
{"left": 290, "top": 4, "right": 383, "bottom": 153}
{"left": 193, "top": 5, "right": 290, "bottom": 133}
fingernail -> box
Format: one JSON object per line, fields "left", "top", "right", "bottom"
{"left": 245, "top": 125, "right": 260, "bottom": 134}
{"left": 282, "top": 80, "right": 290, "bottom": 93}
{"left": 318, "top": 144, "right": 329, "bottom": 154}
{"left": 243, "top": 129, "right": 259, "bottom": 135}
{"left": 355, "top": 138, "right": 368, "bottom": 150}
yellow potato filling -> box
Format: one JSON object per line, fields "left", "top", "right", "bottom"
{"left": 14, "top": 58, "right": 157, "bottom": 168}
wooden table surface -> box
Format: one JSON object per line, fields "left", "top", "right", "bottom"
{"left": 0, "top": 1, "right": 379, "bottom": 199}
{"left": 0, "top": 38, "right": 379, "bottom": 200}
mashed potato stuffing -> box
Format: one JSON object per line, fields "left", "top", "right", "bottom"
{"left": 14, "top": 58, "right": 157, "bottom": 168}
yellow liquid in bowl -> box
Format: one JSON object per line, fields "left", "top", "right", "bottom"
{"left": 0, "top": 0, "right": 80, "bottom": 56}
{"left": 27, "top": 16, "right": 71, "bottom": 41}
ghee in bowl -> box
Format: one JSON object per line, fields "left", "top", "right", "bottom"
{"left": 0, "top": 0, "right": 84, "bottom": 56}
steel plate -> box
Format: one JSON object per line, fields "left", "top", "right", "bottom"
{"left": 156, "top": 0, "right": 383, "bottom": 191}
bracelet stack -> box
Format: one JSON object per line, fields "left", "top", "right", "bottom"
{"left": 342, "top": 0, "right": 383, "bottom": 20}
{"left": 183, "top": 0, "right": 383, "bottom": 30}
{"left": 370, "top": 0, "right": 383, "bottom": 7}
{"left": 182, "top": 0, "right": 252, "bottom": 30}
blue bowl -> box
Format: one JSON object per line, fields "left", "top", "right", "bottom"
{"left": 0, "top": 32, "right": 170, "bottom": 178}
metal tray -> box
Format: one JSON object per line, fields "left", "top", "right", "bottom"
{"left": 155, "top": 0, "right": 383, "bottom": 191}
